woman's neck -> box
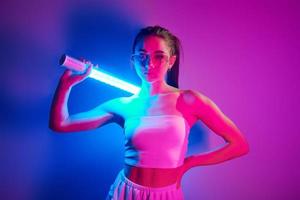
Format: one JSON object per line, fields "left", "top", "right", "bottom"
{"left": 138, "top": 80, "right": 172, "bottom": 97}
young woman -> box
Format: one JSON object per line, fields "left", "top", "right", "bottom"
{"left": 49, "top": 25, "right": 249, "bottom": 200}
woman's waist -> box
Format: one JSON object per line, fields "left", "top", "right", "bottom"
{"left": 123, "top": 163, "right": 182, "bottom": 188}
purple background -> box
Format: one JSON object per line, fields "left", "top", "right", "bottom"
{"left": 1, "top": 0, "right": 299, "bottom": 199}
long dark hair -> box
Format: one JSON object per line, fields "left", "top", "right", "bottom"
{"left": 132, "top": 25, "right": 182, "bottom": 88}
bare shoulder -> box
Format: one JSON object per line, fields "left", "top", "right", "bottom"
{"left": 99, "top": 96, "right": 131, "bottom": 114}
{"left": 93, "top": 96, "right": 133, "bottom": 126}
{"left": 180, "top": 89, "right": 218, "bottom": 118}
{"left": 180, "top": 89, "right": 210, "bottom": 106}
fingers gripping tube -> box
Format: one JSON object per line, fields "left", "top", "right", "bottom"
{"left": 59, "top": 54, "right": 87, "bottom": 72}
{"left": 59, "top": 54, "right": 140, "bottom": 94}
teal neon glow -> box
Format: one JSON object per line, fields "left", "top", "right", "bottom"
{"left": 89, "top": 69, "right": 141, "bottom": 94}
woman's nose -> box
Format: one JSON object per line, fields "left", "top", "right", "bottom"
{"left": 145, "top": 58, "right": 155, "bottom": 69}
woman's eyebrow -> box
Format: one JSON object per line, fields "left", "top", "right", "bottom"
{"left": 137, "top": 49, "right": 166, "bottom": 54}
{"left": 154, "top": 50, "right": 166, "bottom": 54}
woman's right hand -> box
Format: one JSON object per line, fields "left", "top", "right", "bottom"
{"left": 59, "top": 58, "right": 98, "bottom": 87}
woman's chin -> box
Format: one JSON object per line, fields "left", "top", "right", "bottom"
{"left": 138, "top": 72, "right": 164, "bottom": 83}
{"left": 145, "top": 75, "right": 159, "bottom": 82}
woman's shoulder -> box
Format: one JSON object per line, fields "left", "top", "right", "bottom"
{"left": 98, "top": 96, "right": 132, "bottom": 112}
{"left": 179, "top": 89, "right": 210, "bottom": 106}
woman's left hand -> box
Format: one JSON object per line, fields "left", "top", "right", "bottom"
{"left": 176, "top": 156, "right": 194, "bottom": 189}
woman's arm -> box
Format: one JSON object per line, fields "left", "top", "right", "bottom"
{"left": 184, "top": 90, "right": 249, "bottom": 168}
{"left": 176, "top": 90, "right": 249, "bottom": 188}
{"left": 49, "top": 64, "right": 120, "bottom": 133}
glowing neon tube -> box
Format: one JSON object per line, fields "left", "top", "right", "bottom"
{"left": 59, "top": 54, "right": 140, "bottom": 94}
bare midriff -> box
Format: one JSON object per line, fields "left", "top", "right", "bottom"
{"left": 123, "top": 163, "right": 181, "bottom": 187}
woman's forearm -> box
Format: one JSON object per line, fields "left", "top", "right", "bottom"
{"left": 49, "top": 81, "right": 72, "bottom": 130}
{"left": 184, "top": 142, "right": 249, "bottom": 169}
{"left": 176, "top": 142, "right": 248, "bottom": 189}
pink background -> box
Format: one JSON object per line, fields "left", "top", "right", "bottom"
{"left": 1, "top": 0, "right": 299, "bottom": 199}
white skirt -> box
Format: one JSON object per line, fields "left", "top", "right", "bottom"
{"left": 106, "top": 169, "right": 184, "bottom": 200}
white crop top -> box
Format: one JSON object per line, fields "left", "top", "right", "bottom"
{"left": 124, "top": 114, "right": 191, "bottom": 168}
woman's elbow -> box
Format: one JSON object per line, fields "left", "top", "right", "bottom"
{"left": 49, "top": 123, "right": 63, "bottom": 132}
{"left": 227, "top": 137, "right": 249, "bottom": 158}
{"left": 235, "top": 139, "right": 250, "bottom": 156}
{"left": 48, "top": 120, "right": 70, "bottom": 133}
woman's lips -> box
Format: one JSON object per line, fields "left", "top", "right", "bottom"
{"left": 141, "top": 68, "right": 156, "bottom": 75}
{"left": 142, "top": 71, "right": 152, "bottom": 75}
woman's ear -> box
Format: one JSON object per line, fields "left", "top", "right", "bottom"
{"left": 168, "top": 55, "right": 176, "bottom": 69}
{"left": 130, "top": 57, "right": 135, "bottom": 70}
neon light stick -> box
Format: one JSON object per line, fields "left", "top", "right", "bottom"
{"left": 59, "top": 54, "right": 140, "bottom": 94}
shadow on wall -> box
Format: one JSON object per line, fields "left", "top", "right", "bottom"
{"left": 187, "top": 122, "right": 210, "bottom": 156}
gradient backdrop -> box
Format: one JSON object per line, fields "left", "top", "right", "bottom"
{"left": 1, "top": 0, "right": 299, "bottom": 200}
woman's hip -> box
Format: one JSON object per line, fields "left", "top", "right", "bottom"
{"left": 106, "top": 169, "right": 184, "bottom": 200}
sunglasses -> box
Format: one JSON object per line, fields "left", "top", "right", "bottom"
{"left": 131, "top": 53, "right": 170, "bottom": 66}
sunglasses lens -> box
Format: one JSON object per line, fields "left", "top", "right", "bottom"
{"left": 131, "top": 54, "right": 169, "bottom": 66}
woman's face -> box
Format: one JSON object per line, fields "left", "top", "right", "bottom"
{"left": 131, "top": 36, "right": 176, "bottom": 83}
